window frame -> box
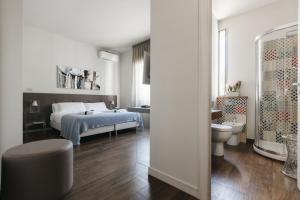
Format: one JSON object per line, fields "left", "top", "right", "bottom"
{"left": 218, "top": 29, "right": 228, "bottom": 96}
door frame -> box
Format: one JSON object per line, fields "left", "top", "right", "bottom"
{"left": 198, "top": 0, "right": 212, "bottom": 199}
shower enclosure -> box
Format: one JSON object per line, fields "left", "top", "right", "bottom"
{"left": 254, "top": 23, "right": 298, "bottom": 161}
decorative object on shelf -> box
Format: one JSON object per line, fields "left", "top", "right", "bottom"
{"left": 281, "top": 134, "right": 297, "bottom": 179}
{"left": 30, "top": 100, "right": 40, "bottom": 113}
{"left": 57, "top": 66, "right": 100, "bottom": 90}
{"left": 226, "top": 81, "right": 242, "bottom": 96}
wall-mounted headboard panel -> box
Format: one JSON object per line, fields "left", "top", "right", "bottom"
{"left": 23, "top": 93, "right": 117, "bottom": 129}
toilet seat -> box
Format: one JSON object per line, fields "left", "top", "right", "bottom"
{"left": 211, "top": 124, "right": 232, "bottom": 132}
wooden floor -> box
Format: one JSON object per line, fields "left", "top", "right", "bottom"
{"left": 23, "top": 130, "right": 300, "bottom": 200}
{"left": 24, "top": 129, "right": 196, "bottom": 200}
{"left": 212, "top": 143, "right": 300, "bottom": 200}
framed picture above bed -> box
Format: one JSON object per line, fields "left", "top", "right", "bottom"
{"left": 57, "top": 66, "right": 101, "bottom": 90}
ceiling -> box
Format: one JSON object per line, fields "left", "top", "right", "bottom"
{"left": 24, "top": 0, "right": 283, "bottom": 51}
{"left": 24, "top": 0, "right": 150, "bottom": 52}
{"left": 213, "top": 0, "right": 282, "bottom": 20}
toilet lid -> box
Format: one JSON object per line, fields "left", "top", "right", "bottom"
{"left": 211, "top": 123, "right": 232, "bottom": 131}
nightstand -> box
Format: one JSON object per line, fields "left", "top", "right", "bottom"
{"left": 24, "top": 121, "right": 46, "bottom": 133}
{"left": 23, "top": 121, "right": 58, "bottom": 143}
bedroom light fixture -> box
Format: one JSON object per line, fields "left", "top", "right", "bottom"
{"left": 30, "top": 100, "right": 40, "bottom": 113}
{"left": 32, "top": 100, "right": 39, "bottom": 107}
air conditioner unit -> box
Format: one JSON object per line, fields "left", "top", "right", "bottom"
{"left": 98, "top": 51, "right": 119, "bottom": 62}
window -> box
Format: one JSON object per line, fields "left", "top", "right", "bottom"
{"left": 218, "top": 29, "right": 227, "bottom": 96}
{"left": 132, "top": 41, "right": 150, "bottom": 106}
{"left": 132, "top": 55, "right": 150, "bottom": 106}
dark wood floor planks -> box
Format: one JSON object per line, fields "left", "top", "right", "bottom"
{"left": 212, "top": 143, "right": 300, "bottom": 200}
{"left": 23, "top": 129, "right": 300, "bottom": 200}
{"left": 60, "top": 129, "right": 197, "bottom": 200}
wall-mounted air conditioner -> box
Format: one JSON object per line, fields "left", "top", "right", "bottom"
{"left": 98, "top": 51, "right": 119, "bottom": 62}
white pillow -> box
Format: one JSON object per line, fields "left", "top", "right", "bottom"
{"left": 84, "top": 102, "right": 108, "bottom": 113}
{"left": 56, "top": 102, "right": 86, "bottom": 114}
{"left": 52, "top": 103, "right": 59, "bottom": 113}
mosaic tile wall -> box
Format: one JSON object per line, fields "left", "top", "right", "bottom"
{"left": 216, "top": 96, "right": 248, "bottom": 140}
{"left": 258, "top": 35, "right": 298, "bottom": 144}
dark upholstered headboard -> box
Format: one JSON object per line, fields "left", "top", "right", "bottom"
{"left": 23, "top": 93, "right": 117, "bottom": 129}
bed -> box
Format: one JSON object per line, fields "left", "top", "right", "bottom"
{"left": 50, "top": 102, "right": 142, "bottom": 145}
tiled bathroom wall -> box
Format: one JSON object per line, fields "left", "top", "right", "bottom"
{"left": 216, "top": 96, "right": 248, "bottom": 143}
{"left": 258, "top": 35, "right": 298, "bottom": 144}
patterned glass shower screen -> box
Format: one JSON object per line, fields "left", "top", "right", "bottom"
{"left": 255, "top": 23, "right": 298, "bottom": 161}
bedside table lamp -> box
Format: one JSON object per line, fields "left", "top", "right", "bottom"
{"left": 32, "top": 100, "right": 38, "bottom": 107}
{"left": 30, "top": 100, "right": 40, "bottom": 113}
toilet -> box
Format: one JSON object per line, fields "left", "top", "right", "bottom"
{"left": 222, "top": 121, "right": 245, "bottom": 146}
{"left": 211, "top": 124, "right": 232, "bottom": 156}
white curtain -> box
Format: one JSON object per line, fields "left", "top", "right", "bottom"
{"left": 132, "top": 40, "right": 150, "bottom": 106}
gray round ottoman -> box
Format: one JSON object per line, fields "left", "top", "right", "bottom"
{"left": 1, "top": 139, "right": 73, "bottom": 200}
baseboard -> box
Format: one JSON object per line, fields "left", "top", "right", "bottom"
{"left": 148, "top": 167, "right": 199, "bottom": 199}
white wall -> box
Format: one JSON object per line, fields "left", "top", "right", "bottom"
{"left": 0, "top": 0, "right": 23, "bottom": 187}
{"left": 219, "top": 0, "right": 298, "bottom": 139}
{"left": 150, "top": 0, "right": 211, "bottom": 199}
{"left": 23, "top": 25, "right": 120, "bottom": 104}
